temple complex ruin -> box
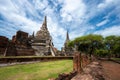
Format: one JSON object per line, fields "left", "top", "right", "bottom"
{"left": 0, "top": 16, "right": 57, "bottom": 56}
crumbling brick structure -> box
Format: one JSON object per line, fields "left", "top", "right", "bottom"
{"left": 73, "top": 51, "right": 90, "bottom": 73}
{"left": 73, "top": 51, "right": 82, "bottom": 73}
{"left": 0, "top": 31, "right": 35, "bottom": 56}
{"left": 10, "top": 30, "right": 35, "bottom": 56}
{"left": 0, "top": 36, "right": 9, "bottom": 56}
{"left": 82, "top": 54, "right": 90, "bottom": 68}
{"left": 4, "top": 42, "right": 17, "bottom": 56}
{"left": 12, "top": 30, "right": 29, "bottom": 47}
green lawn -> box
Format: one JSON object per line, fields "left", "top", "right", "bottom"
{"left": 0, "top": 60, "right": 73, "bottom": 80}
{"left": 111, "top": 58, "right": 120, "bottom": 61}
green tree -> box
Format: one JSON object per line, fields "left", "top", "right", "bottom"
{"left": 104, "top": 35, "right": 120, "bottom": 57}
{"left": 68, "top": 34, "right": 103, "bottom": 58}
{"left": 68, "top": 34, "right": 120, "bottom": 58}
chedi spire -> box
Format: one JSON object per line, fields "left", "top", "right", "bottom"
{"left": 36, "top": 16, "right": 50, "bottom": 39}
{"left": 65, "top": 30, "right": 70, "bottom": 43}
{"left": 64, "top": 30, "right": 70, "bottom": 48}
{"left": 41, "top": 16, "right": 47, "bottom": 31}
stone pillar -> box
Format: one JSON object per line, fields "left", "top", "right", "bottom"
{"left": 73, "top": 52, "right": 78, "bottom": 71}
{"left": 73, "top": 51, "right": 82, "bottom": 73}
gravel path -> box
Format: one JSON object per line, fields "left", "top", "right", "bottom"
{"left": 101, "top": 61, "right": 120, "bottom": 80}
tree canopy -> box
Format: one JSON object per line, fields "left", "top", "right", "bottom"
{"left": 68, "top": 34, "right": 120, "bottom": 58}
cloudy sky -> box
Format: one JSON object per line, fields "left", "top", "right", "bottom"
{"left": 0, "top": 0, "right": 120, "bottom": 50}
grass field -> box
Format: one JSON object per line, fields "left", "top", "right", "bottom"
{"left": 0, "top": 60, "right": 73, "bottom": 80}
{"left": 111, "top": 58, "right": 120, "bottom": 61}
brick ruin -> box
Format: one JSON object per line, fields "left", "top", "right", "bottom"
{"left": 11, "top": 30, "right": 35, "bottom": 56}
{"left": 0, "top": 36, "right": 9, "bottom": 56}
{"left": 61, "top": 31, "right": 74, "bottom": 56}
{"left": 30, "top": 16, "right": 56, "bottom": 56}
{"left": 0, "top": 30, "right": 35, "bottom": 56}
{"left": 0, "top": 16, "right": 57, "bottom": 56}
{"left": 73, "top": 51, "right": 90, "bottom": 73}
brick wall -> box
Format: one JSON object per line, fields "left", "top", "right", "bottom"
{"left": 0, "top": 36, "right": 8, "bottom": 56}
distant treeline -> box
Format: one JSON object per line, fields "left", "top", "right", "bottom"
{"left": 68, "top": 34, "right": 120, "bottom": 58}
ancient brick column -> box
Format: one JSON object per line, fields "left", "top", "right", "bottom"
{"left": 73, "top": 51, "right": 82, "bottom": 73}
{"left": 73, "top": 52, "right": 78, "bottom": 71}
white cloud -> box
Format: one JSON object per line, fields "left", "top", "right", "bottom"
{"left": 0, "top": 0, "right": 41, "bottom": 34}
{"left": 60, "top": 0, "right": 86, "bottom": 22}
{"left": 98, "top": 0, "right": 113, "bottom": 9}
{"left": 0, "top": 20, "right": 18, "bottom": 38}
{"left": 94, "top": 25, "right": 120, "bottom": 36}
{"left": 33, "top": 0, "right": 48, "bottom": 10}
{"left": 70, "top": 31, "right": 83, "bottom": 40}
{"left": 97, "top": 0, "right": 119, "bottom": 9}
{"left": 96, "top": 19, "right": 109, "bottom": 27}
